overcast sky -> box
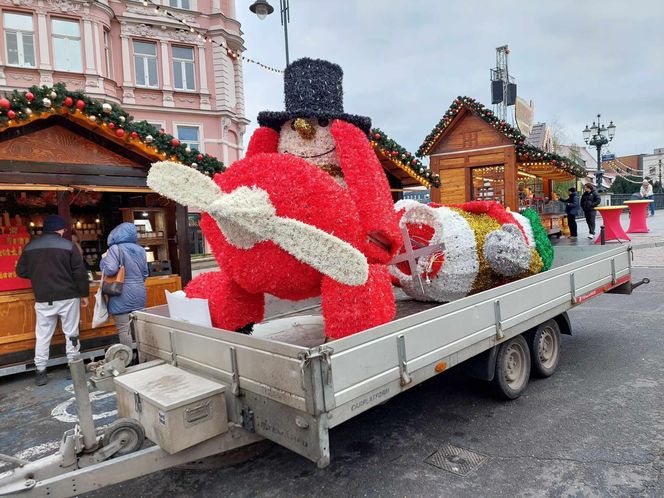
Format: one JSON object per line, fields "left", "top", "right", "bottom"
{"left": 235, "top": 0, "right": 664, "bottom": 160}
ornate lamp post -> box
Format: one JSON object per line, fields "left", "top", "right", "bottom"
{"left": 582, "top": 114, "right": 616, "bottom": 192}
{"left": 249, "top": 0, "right": 291, "bottom": 66}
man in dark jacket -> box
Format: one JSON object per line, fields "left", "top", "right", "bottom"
{"left": 581, "top": 183, "right": 602, "bottom": 239}
{"left": 16, "top": 215, "right": 89, "bottom": 385}
{"left": 560, "top": 187, "right": 580, "bottom": 238}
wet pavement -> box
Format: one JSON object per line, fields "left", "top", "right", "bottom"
{"left": 1, "top": 209, "right": 662, "bottom": 497}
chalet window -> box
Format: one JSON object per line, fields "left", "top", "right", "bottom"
{"left": 52, "top": 18, "right": 82, "bottom": 72}
{"left": 133, "top": 40, "right": 158, "bottom": 88}
{"left": 172, "top": 45, "right": 195, "bottom": 91}
{"left": 176, "top": 125, "right": 201, "bottom": 151}
{"left": 4, "top": 12, "right": 36, "bottom": 68}
{"left": 471, "top": 166, "right": 505, "bottom": 205}
{"left": 103, "top": 29, "right": 112, "bottom": 78}
{"left": 169, "top": 0, "right": 191, "bottom": 9}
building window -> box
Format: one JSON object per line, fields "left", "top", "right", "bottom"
{"left": 147, "top": 122, "right": 164, "bottom": 133}
{"left": 103, "top": 29, "right": 112, "bottom": 78}
{"left": 133, "top": 40, "right": 158, "bottom": 88}
{"left": 52, "top": 18, "right": 82, "bottom": 72}
{"left": 4, "top": 12, "right": 36, "bottom": 68}
{"left": 169, "top": 0, "right": 191, "bottom": 9}
{"left": 172, "top": 45, "right": 195, "bottom": 91}
{"left": 176, "top": 125, "right": 200, "bottom": 151}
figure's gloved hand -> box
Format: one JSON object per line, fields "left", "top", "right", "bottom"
{"left": 483, "top": 224, "right": 532, "bottom": 277}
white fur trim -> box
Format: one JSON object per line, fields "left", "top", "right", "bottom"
{"left": 390, "top": 203, "right": 479, "bottom": 302}
{"left": 148, "top": 161, "right": 368, "bottom": 286}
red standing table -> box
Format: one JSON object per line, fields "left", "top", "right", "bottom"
{"left": 624, "top": 200, "right": 654, "bottom": 233}
{"left": 594, "top": 206, "right": 630, "bottom": 243}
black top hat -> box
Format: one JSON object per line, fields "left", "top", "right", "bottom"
{"left": 257, "top": 58, "right": 371, "bottom": 134}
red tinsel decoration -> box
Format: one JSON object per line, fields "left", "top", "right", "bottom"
{"left": 187, "top": 122, "right": 400, "bottom": 339}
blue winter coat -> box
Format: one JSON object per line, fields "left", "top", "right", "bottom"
{"left": 100, "top": 223, "right": 149, "bottom": 315}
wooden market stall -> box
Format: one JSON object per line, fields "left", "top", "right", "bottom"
{"left": 417, "top": 96, "right": 586, "bottom": 235}
{"left": 0, "top": 84, "right": 225, "bottom": 370}
{"left": 369, "top": 127, "right": 440, "bottom": 201}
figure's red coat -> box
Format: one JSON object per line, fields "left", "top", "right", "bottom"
{"left": 186, "top": 120, "right": 402, "bottom": 339}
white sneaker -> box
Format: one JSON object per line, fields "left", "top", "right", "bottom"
{"left": 588, "top": 235, "right": 594, "bottom": 239}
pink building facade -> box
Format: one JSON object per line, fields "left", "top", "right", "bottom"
{"left": 0, "top": 0, "right": 247, "bottom": 166}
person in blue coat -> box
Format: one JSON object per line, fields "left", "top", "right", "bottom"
{"left": 100, "top": 222, "right": 148, "bottom": 347}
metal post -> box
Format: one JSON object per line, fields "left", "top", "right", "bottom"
{"left": 600, "top": 226, "right": 606, "bottom": 245}
{"left": 69, "top": 336, "right": 98, "bottom": 451}
{"left": 280, "top": 0, "right": 290, "bottom": 66}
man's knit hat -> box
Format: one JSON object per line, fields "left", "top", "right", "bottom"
{"left": 44, "top": 215, "right": 67, "bottom": 233}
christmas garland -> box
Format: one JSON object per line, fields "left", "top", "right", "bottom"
{"left": 0, "top": 83, "right": 224, "bottom": 176}
{"left": 519, "top": 208, "right": 554, "bottom": 271}
{"left": 370, "top": 128, "right": 441, "bottom": 188}
{"left": 417, "top": 96, "right": 586, "bottom": 178}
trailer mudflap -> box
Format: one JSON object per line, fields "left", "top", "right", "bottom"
{"left": 241, "top": 391, "right": 330, "bottom": 468}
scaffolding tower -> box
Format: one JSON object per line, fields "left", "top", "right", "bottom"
{"left": 490, "top": 45, "right": 517, "bottom": 122}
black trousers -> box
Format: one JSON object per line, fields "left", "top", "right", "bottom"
{"left": 584, "top": 209, "right": 597, "bottom": 235}
{"left": 567, "top": 214, "right": 578, "bottom": 237}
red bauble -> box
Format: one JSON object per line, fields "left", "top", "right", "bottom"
{"left": 115, "top": 128, "right": 125, "bottom": 137}
{"left": 171, "top": 138, "right": 180, "bottom": 147}
{"left": 374, "top": 133, "right": 381, "bottom": 139}
{"left": 130, "top": 131, "right": 139, "bottom": 138}
{"left": 25, "top": 92, "right": 34, "bottom": 102}
{"left": 197, "top": 153, "right": 203, "bottom": 161}
{"left": 108, "top": 122, "right": 115, "bottom": 129}
{"left": 76, "top": 99, "right": 85, "bottom": 110}
{"left": 391, "top": 150, "right": 398, "bottom": 157}
{"left": 7, "top": 110, "right": 16, "bottom": 119}
{"left": 64, "top": 96, "right": 73, "bottom": 107}
{"left": 0, "top": 98, "right": 10, "bottom": 110}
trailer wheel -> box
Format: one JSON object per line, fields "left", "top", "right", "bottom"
{"left": 491, "top": 335, "right": 531, "bottom": 400}
{"left": 528, "top": 319, "right": 561, "bottom": 378}
{"left": 101, "top": 418, "right": 145, "bottom": 457}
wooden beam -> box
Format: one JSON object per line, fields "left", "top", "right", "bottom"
{"left": 0, "top": 172, "right": 147, "bottom": 187}
{"left": 0, "top": 160, "right": 147, "bottom": 178}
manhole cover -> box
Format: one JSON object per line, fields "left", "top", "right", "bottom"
{"left": 424, "top": 444, "right": 487, "bottom": 476}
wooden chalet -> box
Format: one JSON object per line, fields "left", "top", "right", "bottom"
{"left": 0, "top": 84, "right": 225, "bottom": 369}
{"left": 417, "top": 97, "right": 586, "bottom": 212}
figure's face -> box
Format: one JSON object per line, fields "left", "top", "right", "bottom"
{"left": 278, "top": 118, "right": 340, "bottom": 169}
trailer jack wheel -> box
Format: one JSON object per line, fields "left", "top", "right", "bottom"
{"left": 527, "top": 320, "right": 561, "bottom": 378}
{"left": 491, "top": 335, "right": 531, "bottom": 400}
{"left": 101, "top": 418, "right": 145, "bottom": 457}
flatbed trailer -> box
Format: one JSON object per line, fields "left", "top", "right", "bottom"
{"left": 0, "top": 245, "right": 648, "bottom": 497}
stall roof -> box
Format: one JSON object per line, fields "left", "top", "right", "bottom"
{"left": 0, "top": 83, "right": 224, "bottom": 176}
{"left": 417, "top": 96, "right": 587, "bottom": 178}
{"left": 369, "top": 128, "right": 440, "bottom": 189}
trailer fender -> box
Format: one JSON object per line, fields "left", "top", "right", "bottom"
{"left": 554, "top": 312, "right": 572, "bottom": 336}
{"left": 461, "top": 346, "right": 498, "bottom": 382}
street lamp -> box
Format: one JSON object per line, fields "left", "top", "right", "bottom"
{"left": 249, "top": 0, "right": 291, "bottom": 66}
{"left": 582, "top": 114, "right": 616, "bottom": 192}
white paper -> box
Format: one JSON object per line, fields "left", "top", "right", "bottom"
{"left": 165, "top": 290, "right": 212, "bottom": 327}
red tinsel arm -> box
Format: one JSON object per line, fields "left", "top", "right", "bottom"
{"left": 245, "top": 126, "right": 280, "bottom": 157}
{"left": 330, "top": 120, "right": 402, "bottom": 264}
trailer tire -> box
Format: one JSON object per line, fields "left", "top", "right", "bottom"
{"left": 528, "top": 319, "right": 561, "bottom": 378}
{"left": 101, "top": 418, "right": 145, "bottom": 457}
{"left": 491, "top": 335, "right": 531, "bottom": 400}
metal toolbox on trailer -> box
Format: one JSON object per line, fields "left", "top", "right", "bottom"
{"left": 114, "top": 363, "right": 228, "bottom": 454}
